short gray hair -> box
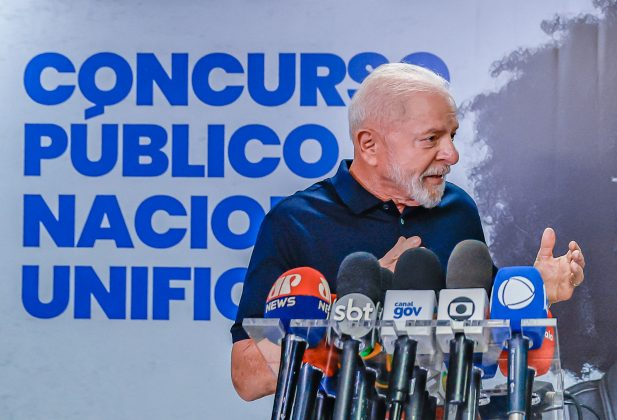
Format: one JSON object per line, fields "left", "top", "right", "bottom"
{"left": 348, "top": 63, "right": 453, "bottom": 140}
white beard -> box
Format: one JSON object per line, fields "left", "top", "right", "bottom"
{"left": 387, "top": 162, "right": 448, "bottom": 208}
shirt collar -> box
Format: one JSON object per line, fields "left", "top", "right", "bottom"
{"left": 330, "top": 160, "right": 383, "bottom": 214}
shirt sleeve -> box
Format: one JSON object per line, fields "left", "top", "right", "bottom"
{"left": 230, "top": 206, "right": 297, "bottom": 343}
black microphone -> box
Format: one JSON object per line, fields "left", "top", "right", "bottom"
{"left": 385, "top": 247, "right": 445, "bottom": 420}
{"left": 459, "top": 367, "right": 482, "bottom": 420}
{"left": 313, "top": 391, "right": 334, "bottom": 420}
{"left": 438, "top": 240, "right": 493, "bottom": 418}
{"left": 405, "top": 366, "right": 428, "bottom": 420}
{"left": 331, "top": 252, "right": 382, "bottom": 420}
{"left": 291, "top": 363, "right": 324, "bottom": 420}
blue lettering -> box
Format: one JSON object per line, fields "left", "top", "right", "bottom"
{"left": 74, "top": 266, "right": 126, "bottom": 319}
{"left": 24, "top": 123, "right": 68, "bottom": 176}
{"left": 171, "top": 125, "right": 205, "bottom": 177}
{"left": 283, "top": 124, "right": 338, "bottom": 178}
{"left": 71, "top": 124, "right": 118, "bottom": 176}
{"left": 247, "top": 53, "right": 295, "bottom": 106}
{"left": 215, "top": 267, "right": 246, "bottom": 320}
{"left": 347, "top": 52, "right": 388, "bottom": 98}
{"left": 131, "top": 266, "right": 148, "bottom": 320}
{"left": 211, "top": 196, "right": 265, "bottom": 249}
{"left": 135, "top": 195, "right": 187, "bottom": 249}
{"left": 300, "top": 53, "right": 346, "bottom": 106}
{"left": 229, "top": 124, "right": 280, "bottom": 178}
{"left": 79, "top": 53, "right": 133, "bottom": 119}
{"left": 122, "top": 124, "right": 168, "bottom": 176}
{"left": 401, "top": 52, "right": 450, "bottom": 82}
{"left": 190, "top": 196, "right": 208, "bottom": 249}
{"left": 192, "top": 53, "right": 244, "bottom": 106}
{"left": 23, "top": 194, "right": 75, "bottom": 247}
{"left": 194, "top": 267, "right": 211, "bottom": 321}
{"left": 136, "top": 53, "right": 189, "bottom": 106}
{"left": 22, "top": 265, "right": 70, "bottom": 319}
{"left": 24, "top": 52, "right": 75, "bottom": 105}
{"left": 207, "top": 125, "right": 225, "bottom": 177}
{"left": 77, "top": 195, "right": 134, "bottom": 248}
{"left": 152, "top": 267, "right": 190, "bottom": 320}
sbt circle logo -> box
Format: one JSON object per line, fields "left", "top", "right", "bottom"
{"left": 330, "top": 293, "right": 378, "bottom": 338}
{"left": 447, "top": 297, "right": 475, "bottom": 321}
{"left": 497, "top": 276, "right": 536, "bottom": 310}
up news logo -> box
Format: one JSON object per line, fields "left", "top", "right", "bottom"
{"left": 266, "top": 272, "right": 331, "bottom": 302}
{"left": 264, "top": 267, "right": 332, "bottom": 314}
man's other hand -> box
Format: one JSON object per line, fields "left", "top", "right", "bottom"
{"left": 231, "top": 338, "right": 278, "bottom": 401}
{"left": 379, "top": 236, "right": 421, "bottom": 272}
{"left": 534, "top": 227, "right": 585, "bottom": 304}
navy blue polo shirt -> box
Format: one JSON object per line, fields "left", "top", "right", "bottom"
{"left": 231, "top": 160, "right": 486, "bottom": 343}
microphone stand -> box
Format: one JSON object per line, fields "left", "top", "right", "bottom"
{"left": 507, "top": 333, "right": 529, "bottom": 420}
{"left": 387, "top": 335, "right": 418, "bottom": 420}
{"left": 332, "top": 338, "right": 360, "bottom": 420}
{"left": 291, "top": 363, "right": 324, "bottom": 420}
{"left": 444, "top": 333, "right": 474, "bottom": 420}
{"left": 271, "top": 334, "right": 308, "bottom": 420}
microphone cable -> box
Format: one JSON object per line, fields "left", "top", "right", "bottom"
{"left": 542, "top": 390, "right": 602, "bottom": 420}
{"left": 564, "top": 390, "right": 601, "bottom": 420}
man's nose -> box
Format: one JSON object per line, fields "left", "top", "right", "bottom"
{"left": 437, "top": 137, "right": 459, "bottom": 165}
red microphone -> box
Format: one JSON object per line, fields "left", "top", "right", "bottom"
{"left": 498, "top": 311, "right": 556, "bottom": 377}
{"left": 265, "top": 267, "right": 332, "bottom": 346}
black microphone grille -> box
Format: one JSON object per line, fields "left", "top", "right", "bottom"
{"left": 446, "top": 239, "right": 493, "bottom": 292}
{"left": 336, "top": 251, "right": 382, "bottom": 303}
{"left": 392, "top": 247, "right": 445, "bottom": 293}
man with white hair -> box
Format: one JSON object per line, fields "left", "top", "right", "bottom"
{"left": 230, "top": 63, "right": 586, "bottom": 401}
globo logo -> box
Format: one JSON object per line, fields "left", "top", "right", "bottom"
{"left": 497, "top": 276, "right": 536, "bottom": 310}
{"left": 447, "top": 297, "right": 475, "bottom": 321}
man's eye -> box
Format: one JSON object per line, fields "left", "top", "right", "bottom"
{"left": 451, "top": 133, "right": 457, "bottom": 141}
{"left": 423, "top": 136, "right": 436, "bottom": 142}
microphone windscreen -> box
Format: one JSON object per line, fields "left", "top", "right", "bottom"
{"left": 446, "top": 240, "right": 493, "bottom": 293}
{"left": 336, "top": 252, "right": 382, "bottom": 303}
{"left": 265, "top": 267, "right": 332, "bottom": 346}
{"left": 379, "top": 267, "right": 393, "bottom": 303}
{"left": 392, "top": 247, "right": 445, "bottom": 292}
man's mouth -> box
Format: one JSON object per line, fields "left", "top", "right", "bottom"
{"left": 422, "top": 166, "right": 450, "bottom": 182}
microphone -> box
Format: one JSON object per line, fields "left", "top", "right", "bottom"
{"left": 405, "top": 366, "right": 428, "bottom": 420}
{"left": 265, "top": 267, "right": 333, "bottom": 420}
{"left": 437, "top": 239, "right": 493, "bottom": 353}
{"left": 379, "top": 266, "right": 393, "bottom": 304}
{"left": 382, "top": 247, "right": 445, "bottom": 420}
{"left": 331, "top": 252, "right": 382, "bottom": 420}
{"left": 382, "top": 247, "right": 444, "bottom": 355}
{"left": 490, "top": 266, "right": 548, "bottom": 419}
{"left": 291, "top": 363, "right": 323, "bottom": 420}
{"left": 437, "top": 240, "right": 493, "bottom": 414}
{"left": 498, "top": 313, "right": 556, "bottom": 377}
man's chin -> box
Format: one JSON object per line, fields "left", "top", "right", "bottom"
{"left": 417, "top": 184, "right": 445, "bottom": 208}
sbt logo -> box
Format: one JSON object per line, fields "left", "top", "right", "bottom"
{"left": 393, "top": 302, "right": 422, "bottom": 319}
{"left": 332, "top": 297, "right": 375, "bottom": 322}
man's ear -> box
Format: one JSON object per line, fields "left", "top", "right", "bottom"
{"left": 355, "top": 128, "right": 379, "bottom": 166}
